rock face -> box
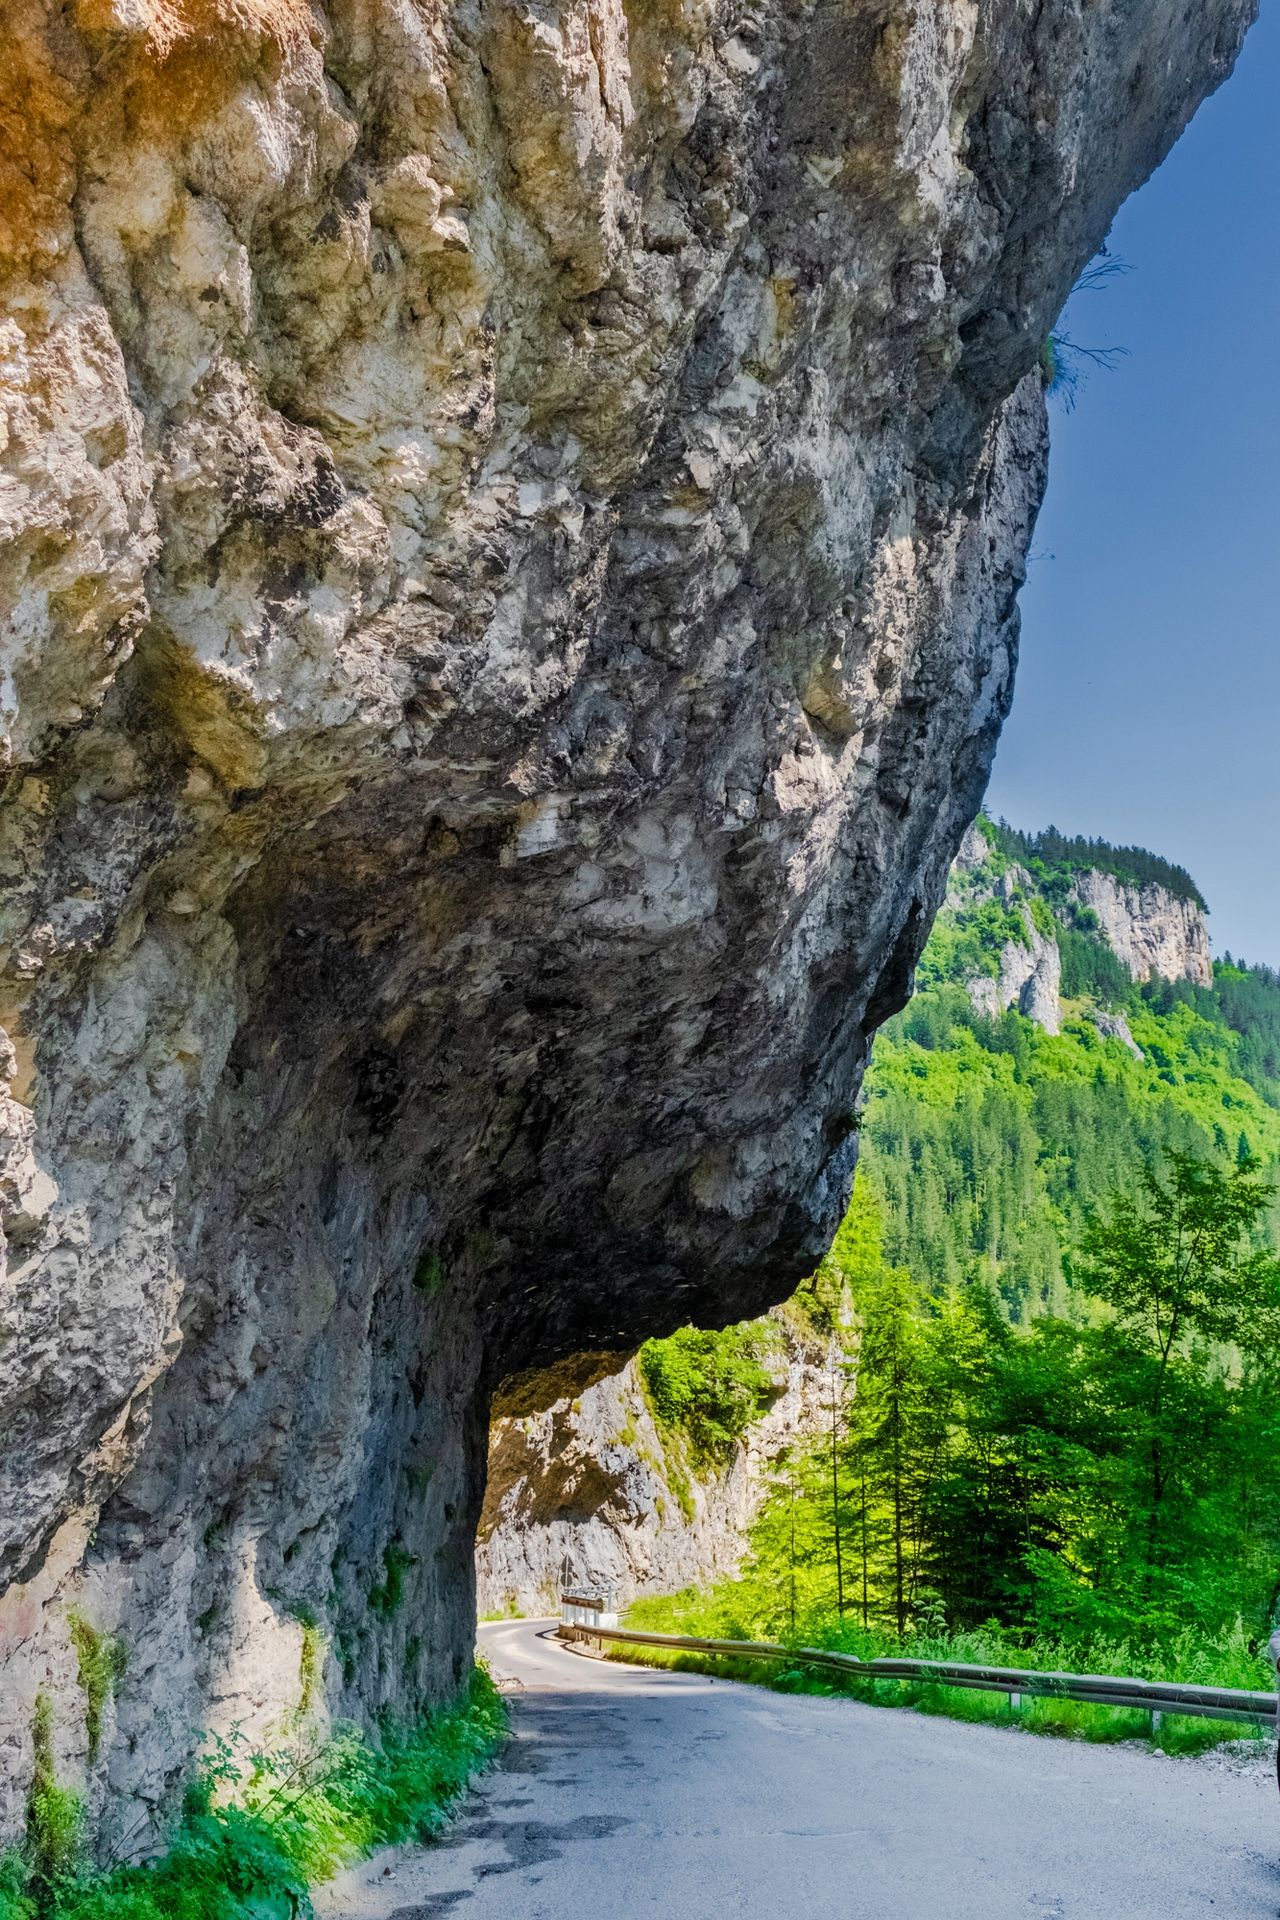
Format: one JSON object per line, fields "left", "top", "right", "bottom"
{"left": 966, "top": 895, "right": 1062, "bottom": 1036}
{"left": 1070, "top": 869, "right": 1213, "bottom": 988}
{"left": 954, "top": 826, "right": 1213, "bottom": 1039}
{"left": 0, "top": 0, "right": 1253, "bottom": 1845}
{"left": 477, "top": 1327, "right": 828, "bottom": 1616}
{"left": 1092, "top": 1009, "right": 1143, "bottom": 1060}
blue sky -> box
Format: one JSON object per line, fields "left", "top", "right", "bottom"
{"left": 987, "top": 7, "right": 1280, "bottom": 967}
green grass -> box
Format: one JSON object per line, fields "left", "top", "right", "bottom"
{"left": 618, "top": 1595, "right": 1272, "bottom": 1758}
{"left": 607, "top": 1642, "right": 1265, "bottom": 1755}
{"left": 412, "top": 1251, "right": 446, "bottom": 1298}
{"left": 0, "top": 1664, "right": 506, "bottom": 1920}
{"left": 293, "top": 1615, "right": 327, "bottom": 1725}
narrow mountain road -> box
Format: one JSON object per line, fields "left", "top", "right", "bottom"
{"left": 316, "top": 1618, "right": 1279, "bottom": 1920}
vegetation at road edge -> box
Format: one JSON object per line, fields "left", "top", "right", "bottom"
{"left": 0, "top": 1666, "right": 506, "bottom": 1920}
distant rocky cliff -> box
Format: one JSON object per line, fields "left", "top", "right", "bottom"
{"left": 1070, "top": 867, "right": 1212, "bottom": 990}
{"left": 954, "top": 823, "right": 1214, "bottom": 1038}
{"left": 963, "top": 899, "right": 1062, "bottom": 1034}
{"left": 0, "top": 0, "right": 1254, "bottom": 1847}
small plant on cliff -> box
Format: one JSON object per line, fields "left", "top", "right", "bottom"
{"left": 26, "top": 1694, "right": 82, "bottom": 1909}
{"left": 412, "top": 1249, "right": 446, "bottom": 1297}
{"left": 367, "top": 1543, "right": 417, "bottom": 1617}
{"left": 66, "top": 1613, "right": 127, "bottom": 1764}
{"left": 1040, "top": 254, "right": 1131, "bottom": 411}
{"left": 1040, "top": 328, "right": 1127, "bottom": 409}
{"left": 290, "top": 1609, "right": 327, "bottom": 1724}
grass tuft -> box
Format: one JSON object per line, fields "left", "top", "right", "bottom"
{"left": 27, "top": 1695, "right": 83, "bottom": 1907}
{"left": 294, "top": 1613, "right": 327, "bottom": 1725}
{"left": 67, "top": 1616, "right": 127, "bottom": 1765}
{"left": 368, "top": 1545, "right": 417, "bottom": 1619}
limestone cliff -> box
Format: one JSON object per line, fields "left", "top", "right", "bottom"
{"left": 953, "top": 823, "right": 1215, "bottom": 1037}
{"left": 1069, "top": 867, "right": 1213, "bottom": 989}
{"left": 477, "top": 1318, "right": 828, "bottom": 1616}
{"left": 0, "top": 0, "right": 1254, "bottom": 1845}
{"left": 965, "top": 896, "right": 1062, "bottom": 1035}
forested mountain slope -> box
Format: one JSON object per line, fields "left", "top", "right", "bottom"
{"left": 861, "top": 820, "right": 1280, "bottom": 1319}
{"left": 482, "top": 821, "right": 1280, "bottom": 1617}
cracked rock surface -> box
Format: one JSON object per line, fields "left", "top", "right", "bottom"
{"left": 0, "top": 0, "right": 1253, "bottom": 1841}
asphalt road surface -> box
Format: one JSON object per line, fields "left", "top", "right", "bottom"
{"left": 316, "top": 1617, "right": 1280, "bottom": 1920}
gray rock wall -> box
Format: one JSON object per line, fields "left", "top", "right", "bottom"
{"left": 0, "top": 0, "right": 1254, "bottom": 1844}
{"left": 477, "top": 1330, "right": 830, "bottom": 1617}
{"left": 955, "top": 831, "right": 1215, "bottom": 1040}
{"left": 966, "top": 890, "right": 1062, "bottom": 1036}
{"left": 1071, "top": 869, "right": 1214, "bottom": 988}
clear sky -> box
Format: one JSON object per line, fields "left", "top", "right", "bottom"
{"left": 987, "top": 6, "right": 1279, "bottom": 968}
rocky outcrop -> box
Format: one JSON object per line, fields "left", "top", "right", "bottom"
{"left": 1019, "top": 940, "right": 1062, "bottom": 1037}
{"left": 964, "top": 869, "right": 1208, "bottom": 1039}
{"left": 967, "top": 898, "right": 1061, "bottom": 1036}
{"left": 477, "top": 1329, "right": 828, "bottom": 1615}
{"left": 1070, "top": 869, "right": 1213, "bottom": 988}
{"left": 0, "top": 0, "right": 1253, "bottom": 1846}
{"left": 1092, "top": 1009, "right": 1143, "bottom": 1060}
{"left": 953, "top": 822, "right": 1214, "bottom": 1039}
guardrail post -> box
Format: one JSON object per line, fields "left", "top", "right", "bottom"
{"left": 1008, "top": 1691, "right": 1021, "bottom": 1714}
{"left": 1151, "top": 1710, "right": 1163, "bottom": 1736}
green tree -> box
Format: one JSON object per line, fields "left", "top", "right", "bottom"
{"left": 844, "top": 1266, "right": 946, "bottom": 1634}
{"left": 1075, "top": 1152, "right": 1280, "bottom": 1608}
{"left": 1078, "top": 1152, "right": 1280, "bottom": 1355}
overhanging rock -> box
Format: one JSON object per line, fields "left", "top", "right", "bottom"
{"left": 0, "top": 0, "right": 1255, "bottom": 1843}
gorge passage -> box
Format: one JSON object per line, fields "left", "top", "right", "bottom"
{"left": 0, "top": 0, "right": 1257, "bottom": 1846}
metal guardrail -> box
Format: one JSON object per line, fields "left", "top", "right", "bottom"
{"left": 560, "top": 1588, "right": 620, "bottom": 1628}
{"left": 557, "top": 1612, "right": 1279, "bottom": 1729}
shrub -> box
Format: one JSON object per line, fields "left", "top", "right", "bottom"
{"left": 640, "top": 1325, "right": 776, "bottom": 1463}
{"left": 67, "top": 1616, "right": 127, "bottom": 1764}
{"left": 368, "top": 1545, "right": 417, "bottom": 1618}
{"left": 27, "top": 1695, "right": 83, "bottom": 1906}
